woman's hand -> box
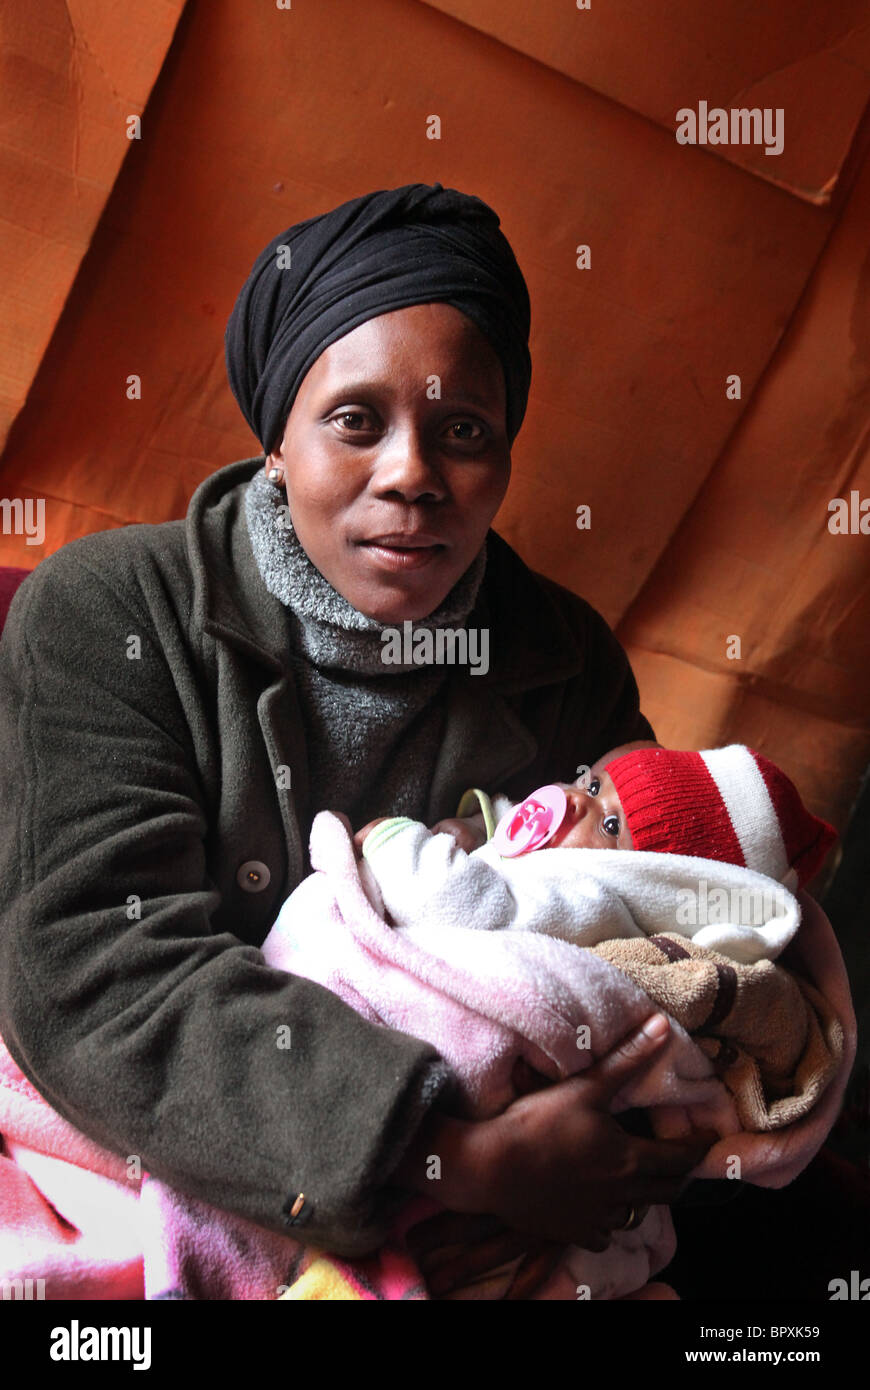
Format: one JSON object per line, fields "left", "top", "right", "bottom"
{"left": 394, "top": 1014, "right": 714, "bottom": 1257}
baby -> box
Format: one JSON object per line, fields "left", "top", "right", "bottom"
{"left": 265, "top": 744, "right": 844, "bottom": 1300}
{"left": 355, "top": 742, "right": 834, "bottom": 871}
{"left": 347, "top": 743, "right": 837, "bottom": 964}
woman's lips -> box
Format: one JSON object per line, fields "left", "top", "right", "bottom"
{"left": 358, "top": 536, "right": 446, "bottom": 572}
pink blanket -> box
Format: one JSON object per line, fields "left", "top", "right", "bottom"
{"left": 0, "top": 811, "right": 856, "bottom": 1300}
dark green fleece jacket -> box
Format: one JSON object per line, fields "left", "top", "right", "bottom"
{"left": 0, "top": 458, "right": 653, "bottom": 1256}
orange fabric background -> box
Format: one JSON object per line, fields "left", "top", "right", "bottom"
{"left": 1, "top": 0, "right": 869, "bottom": 839}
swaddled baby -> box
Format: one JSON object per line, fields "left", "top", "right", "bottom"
{"left": 350, "top": 743, "right": 836, "bottom": 962}
{"left": 346, "top": 744, "right": 841, "bottom": 1134}
{"left": 268, "top": 744, "right": 842, "bottom": 1300}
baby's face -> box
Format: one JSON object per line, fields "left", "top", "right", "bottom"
{"left": 546, "top": 751, "right": 636, "bottom": 852}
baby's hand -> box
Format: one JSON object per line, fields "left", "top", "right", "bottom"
{"left": 348, "top": 812, "right": 487, "bottom": 860}
{"left": 351, "top": 817, "right": 390, "bottom": 858}
{"left": 430, "top": 814, "right": 487, "bottom": 854}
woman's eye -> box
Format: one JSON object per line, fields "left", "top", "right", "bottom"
{"left": 603, "top": 814, "right": 620, "bottom": 838}
{"left": 334, "top": 411, "right": 372, "bottom": 431}
{"left": 447, "top": 420, "right": 483, "bottom": 441}
{"left": 587, "top": 777, "right": 601, "bottom": 796}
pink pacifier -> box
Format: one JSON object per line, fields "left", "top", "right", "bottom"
{"left": 492, "top": 785, "right": 568, "bottom": 858}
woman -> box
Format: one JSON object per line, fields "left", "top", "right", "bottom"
{"left": 0, "top": 183, "right": 709, "bottom": 1292}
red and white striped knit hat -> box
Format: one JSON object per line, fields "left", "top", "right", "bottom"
{"left": 604, "top": 746, "right": 837, "bottom": 890}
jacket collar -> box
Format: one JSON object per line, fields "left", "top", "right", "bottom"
{"left": 187, "top": 457, "right": 587, "bottom": 692}
{"left": 188, "top": 457, "right": 291, "bottom": 673}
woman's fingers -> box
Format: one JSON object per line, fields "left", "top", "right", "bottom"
{"left": 606, "top": 1202, "right": 650, "bottom": 1232}
{"left": 580, "top": 1013, "right": 671, "bottom": 1106}
{"left": 620, "top": 1133, "right": 717, "bottom": 1205}
{"left": 633, "top": 1129, "right": 718, "bottom": 1175}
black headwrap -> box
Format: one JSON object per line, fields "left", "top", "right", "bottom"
{"left": 225, "top": 183, "right": 532, "bottom": 454}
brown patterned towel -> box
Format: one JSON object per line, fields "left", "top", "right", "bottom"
{"left": 589, "top": 933, "right": 844, "bottom": 1131}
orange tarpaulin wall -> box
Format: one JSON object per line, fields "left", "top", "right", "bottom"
{"left": 2, "top": 0, "right": 870, "bottom": 839}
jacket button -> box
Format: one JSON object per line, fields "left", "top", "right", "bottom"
{"left": 282, "top": 1191, "right": 312, "bottom": 1227}
{"left": 237, "top": 860, "right": 271, "bottom": 893}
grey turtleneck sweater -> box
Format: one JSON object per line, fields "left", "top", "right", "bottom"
{"left": 244, "top": 467, "right": 487, "bottom": 832}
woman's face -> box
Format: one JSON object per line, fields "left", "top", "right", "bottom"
{"left": 267, "top": 303, "right": 511, "bottom": 623}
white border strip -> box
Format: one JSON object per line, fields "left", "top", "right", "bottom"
{"left": 700, "top": 747, "right": 789, "bottom": 882}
